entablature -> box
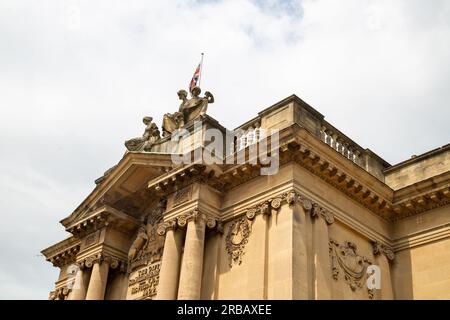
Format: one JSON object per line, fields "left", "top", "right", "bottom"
{"left": 41, "top": 236, "right": 80, "bottom": 267}
{"left": 65, "top": 205, "right": 140, "bottom": 237}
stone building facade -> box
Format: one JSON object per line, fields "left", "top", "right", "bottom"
{"left": 42, "top": 91, "right": 450, "bottom": 300}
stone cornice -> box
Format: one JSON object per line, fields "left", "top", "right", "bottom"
{"left": 241, "top": 189, "right": 335, "bottom": 224}
{"left": 148, "top": 163, "right": 224, "bottom": 195}
{"left": 390, "top": 174, "right": 450, "bottom": 221}
{"left": 61, "top": 152, "right": 174, "bottom": 228}
{"left": 393, "top": 224, "right": 450, "bottom": 252}
{"left": 65, "top": 205, "right": 140, "bottom": 237}
{"left": 41, "top": 236, "right": 81, "bottom": 267}
{"left": 145, "top": 123, "right": 447, "bottom": 229}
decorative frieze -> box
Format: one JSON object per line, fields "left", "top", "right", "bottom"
{"left": 329, "top": 239, "right": 374, "bottom": 299}
{"left": 225, "top": 217, "right": 251, "bottom": 267}
{"left": 372, "top": 241, "right": 395, "bottom": 261}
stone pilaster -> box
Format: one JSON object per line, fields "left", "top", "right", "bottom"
{"left": 265, "top": 191, "right": 311, "bottom": 299}
{"left": 373, "top": 241, "right": 395, "bottom": 300}
{"left": 310, "top": 202, "right": 334, "bottom": 300}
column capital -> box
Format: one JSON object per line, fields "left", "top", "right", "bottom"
{"left": 79, "top": 253, "right": 127, "bottom": 272}
{"left": 159, "top": 208, "right": 221, "bottom": 234}
{"left": 244, "top": 189, "right": 334, "bottom": 224}
{"left": 372, "top": 241, "right": 395, "bottom": 261}
{"left": 310, "top": 202, "right": 335, "bottom": 224}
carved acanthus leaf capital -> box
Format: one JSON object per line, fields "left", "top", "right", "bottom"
{"left": 372, "top": 241, "right": 395, "bottom": 261}
{"left": 163, "top": 209, "right": 221, "bottom": 233}
{"left": 156, "top": 220, "right": 177, "bottom": 236}
{"left": 310, "top": 203, "right": 334, "bottom": 224}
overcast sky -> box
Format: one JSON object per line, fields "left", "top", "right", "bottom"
{"left": 1, "top": 0, "right": 449, "bottom": 299}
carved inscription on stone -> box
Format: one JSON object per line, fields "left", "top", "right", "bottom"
{"left": 127, "top": 262, "right": 161, "bottom": 300}
{"left": 173, "top": 186, "right": 192, "bottom": 207}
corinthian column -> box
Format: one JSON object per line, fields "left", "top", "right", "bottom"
{"left": 85, "top": 256, "right": 110, "bottom": 300}
{"left": 311, "top": 203, "right": 334, "bottom": 300}
{"left": 177, "top": 213, "right": 206, "bottom": 300}
{"left": 156, "top": 224, "right": 184, "bottom": 300}
{"left": 69, "top": 265, "right": 91, "bottom": 300}
{"left": 373, "top": 241, "right": 395, "bottom": 300}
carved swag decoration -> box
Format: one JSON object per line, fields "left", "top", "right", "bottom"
{"left": 127, "top": 198, "right": 166, "bottom": 273}
{"left": 225, "top": 190, "right": 334, "bottom": 268}
{"left": 329, "top": 239, "right": 374, "bottom": 299}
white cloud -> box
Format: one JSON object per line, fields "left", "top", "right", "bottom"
{"left": 0, "top": 0, "right": 449, "bottom": 298}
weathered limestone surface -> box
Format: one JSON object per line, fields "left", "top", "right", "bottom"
{"left": 42, "top": 92, "right": 449, "bottom": 300}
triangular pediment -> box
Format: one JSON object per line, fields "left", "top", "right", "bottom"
{"left": 61, "top": 152, "right": 176, "bottom": 229}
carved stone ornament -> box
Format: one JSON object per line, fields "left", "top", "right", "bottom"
{"left": 162, "top": 86, "right": 214, "bottom": 136}
{"left": 125, "top": 116, "right": 161, "bottom": 152}
{"left": 329, "top": 239, "right": 374, "bottom": 299}
{"left": 285, "top": 190, "right": 297, "bottom": 205}
{"left": 242, "top": 190, "right": 334, "bottom": 223}
{"left": 372, "top": 241, "right": 395, "bottom": 261}
{"left": 173, "top": 186, "right": 192, "bottom": 207}
{"left": 226, "top": 217, "right": 251, "bottom": 267}
{"left": 49, "top": 286, "right": 72, "bottom": 300}
{"left": 311, "top": 203, "right": 335, "bottom": 224}
{"left": 127, "top": 199, "right": 166, "bottom": 273}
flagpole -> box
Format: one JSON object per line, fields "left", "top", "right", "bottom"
{"left": 199, "top": 52, "right": 204, "bottom": 87}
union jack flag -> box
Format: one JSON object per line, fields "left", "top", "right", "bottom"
{"left": 189, "top": 60, "right": 202, "bottom": 93}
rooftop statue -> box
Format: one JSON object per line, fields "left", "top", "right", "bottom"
{"left": 125, "top": 116, "right": 161, "bottom": 151}
{"left": 162, "top": 86, "right": 214, "bottom": 136}
{"left": 161, "top": 90, "right": 188, "bottom": 137}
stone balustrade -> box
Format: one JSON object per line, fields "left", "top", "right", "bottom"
{"left": 320, "top": 121, "right": 364, "bottom": 166}
{"left": 231, "top": 95, "right": 391, "bottom": 181}
{"left": 233, "top": 118, "right": 263, "bottom": 152}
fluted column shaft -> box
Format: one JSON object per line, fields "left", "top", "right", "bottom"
{"left": 85, "top": 260, "right": 109, "bottom": 300}
{"left": 156, "top": 228, "right": 184, "bottom": 300}
{"left": 177, "top": 218, "right": 206, "bottom": 300}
